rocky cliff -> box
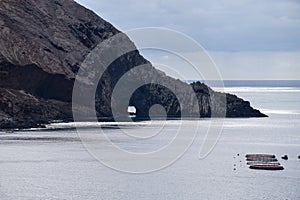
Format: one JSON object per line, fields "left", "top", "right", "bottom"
{"left": 0, "top": 0, "right": 266, "bottom": 129}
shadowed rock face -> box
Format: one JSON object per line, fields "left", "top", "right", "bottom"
{"left": 0, "top": 88, "right": 72, "bottom": 129}
{"left": 0, "top": 0, "right": 266, "bottom": 129}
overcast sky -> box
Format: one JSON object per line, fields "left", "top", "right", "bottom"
{"left": 76, "top": 0, "right": 300, "bottom": 80}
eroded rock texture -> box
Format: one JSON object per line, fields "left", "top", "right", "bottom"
{"left": 0, "top": 0, "right": 266, "bottom": 129}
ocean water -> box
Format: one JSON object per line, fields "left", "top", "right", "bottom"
{"left": 1, "top": 83, "right": 300, "bottom": 199}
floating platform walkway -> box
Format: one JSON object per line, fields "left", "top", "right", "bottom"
{"left": 245, "top": 154, "right": 284, "bottom": 170}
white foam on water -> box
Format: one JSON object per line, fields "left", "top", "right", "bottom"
{"left": 260, "top": 109, "right": 300, "bottom": 115}
{"left": 45, "top": 121, "right": 152, "bottom": 130}
{"left": 212, "top": 87, "right": 300, "bottom": 93}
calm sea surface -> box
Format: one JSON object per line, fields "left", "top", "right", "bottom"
{"left": 1, "top": 84, "right": 300, "bottom": 199}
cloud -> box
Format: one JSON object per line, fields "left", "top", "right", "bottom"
{"left": 209, "top": 51, "right": 300, "bottom": 80}
{"left": 141, "top": 50, "right": 300, "bottom": 80}
{"left": 76, "top": 0, "right": 300, "bottom": 51}
{"left": 75, "top": 0, "right": 300, "bottom": 80}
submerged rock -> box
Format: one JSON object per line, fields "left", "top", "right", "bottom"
{"left": 281, "top": 155, "right": 288, "bottom": 160}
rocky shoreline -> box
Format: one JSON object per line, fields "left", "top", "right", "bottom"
{"left": 0, "top": 0, "right": 267, "bottom": 130}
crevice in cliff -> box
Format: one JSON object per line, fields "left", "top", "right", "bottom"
{"left": 0, "top": 61, "right": 73, "bottom": 102}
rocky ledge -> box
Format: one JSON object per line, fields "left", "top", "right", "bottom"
{"left": 0, "top": 0, "right": 267, "bottom": 129}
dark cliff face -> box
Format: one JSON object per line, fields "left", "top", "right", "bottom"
{"left": 0, "top": 0, "right": 266, "bottom": 129}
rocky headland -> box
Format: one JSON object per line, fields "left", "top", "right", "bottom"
{"left": 0, "top": 0, "right": 267, "bottom": 129}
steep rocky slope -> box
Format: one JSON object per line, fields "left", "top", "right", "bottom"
{"left": 0, "top": 0, "right": 266, "bottom": 129}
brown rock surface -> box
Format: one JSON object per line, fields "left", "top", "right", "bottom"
{"left": 0, "top": 0, "right": 267, "bottom": 129}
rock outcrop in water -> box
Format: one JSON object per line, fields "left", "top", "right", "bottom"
{"left": 0, "top": 0, "right": 267, "bottom": 129}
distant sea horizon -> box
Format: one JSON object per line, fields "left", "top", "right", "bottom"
{"left": 186, "top": 80, "right": 300, "bottom": 87}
